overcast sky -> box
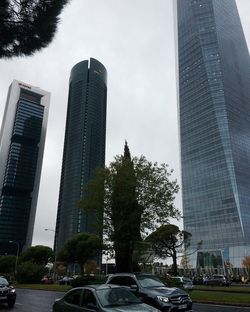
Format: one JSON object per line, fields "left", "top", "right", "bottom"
{"left": 0, "top": 0, "right": 250, "bottom": 248}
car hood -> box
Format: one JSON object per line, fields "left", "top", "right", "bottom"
{"left": 145, "top": 286, "right": 187, "bottom": 296}
{"left": 103, "top": 303, "right": 159, "bottom": 312}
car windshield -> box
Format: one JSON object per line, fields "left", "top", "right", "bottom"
{"left": 137, "top": 275, "right": 165, "bottom": 288}
{"left": 0, "top": 277, "right": 8, "bottom": 286}
{"left": 183, "top": 278, "right": 192, "bottom": 283}
{"left": 96, "top": 287, "right": 141, "bottom": 307}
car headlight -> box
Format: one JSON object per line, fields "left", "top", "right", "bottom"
{"left": 156, "top": 296, "right": 169, "bottom": 303}
{"left": 10, "top": 289, "right": 16, "bottom": 293}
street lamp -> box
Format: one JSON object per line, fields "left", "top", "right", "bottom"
{"left": 44, "top": 228, "right": 57, "bottom": 280}
{"left": 9, "top": 240, "right": 20, "bottom": 276}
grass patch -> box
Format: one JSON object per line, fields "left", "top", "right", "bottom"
{"left": 15, "top": 283, "right": 71, "bottom": 292}
{"left": 194, "top": 285, "right": 250, "bottom": 293}
{"left": 190, "top": 290, "right": 250, "bottom": 306}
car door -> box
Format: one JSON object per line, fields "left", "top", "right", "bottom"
{"left": 81, "top": 289, "right": 100, "bottom": 312}
{"left": 63, "top": 289, "right": 84, "bottom": 312}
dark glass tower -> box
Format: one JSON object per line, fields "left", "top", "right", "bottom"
{"left": 176, "top": 0, "right": 250, "bottom": 269}
{"left": 55, "top": 58, "right": 107, "bottom": 253}
{"left": 0, "top": 80, "right": 50, "bottom": 254}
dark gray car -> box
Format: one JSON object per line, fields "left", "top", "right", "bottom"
{"left": 0, "top": 276, "right": 16, "bottom": 308}
{"left": 53, "top": 284, "right": 160, "bottom": 312}
{"left": 106, "top": 273, "right": 192, "bottom": 311}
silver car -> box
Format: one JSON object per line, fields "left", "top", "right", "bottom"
{"left": 53, "top": 284, "right": 160, "bottom": 312}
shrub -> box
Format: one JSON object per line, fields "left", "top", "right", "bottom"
{"left": 71, "top": 275, "right": 107, "bottom": 288}
{"left": 16, "top": 261, "right": 47, "bottom": 284}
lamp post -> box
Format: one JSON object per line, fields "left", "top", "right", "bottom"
{"left": 9, "top": 240, "right": 20, "bottom": 276}
{"left": 44, "top": 228, "right": 57, "bottom": 280}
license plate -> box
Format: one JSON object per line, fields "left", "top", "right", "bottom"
{"left": 178, "top": 304, "right": 187, "bottom": 309}
{"left": 0, "top": 296, "right": 7, "bottom": 300}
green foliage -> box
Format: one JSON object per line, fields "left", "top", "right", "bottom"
{"left": 80, "top": 142, "right": 180, "bottom": 272}
{"left": 16, "top": 261, "right": 47, "bottom": 284}
{"left": 0, "top": 0, "right": 69, "bottom": 58}
{"left": 19, "top": 245, "right": 53, "bottom": 265}
{"left": 71, "top": 275, "right": 107, "bottom": 288}
{"left": 57, "top": 232, "right": 102, "bottom": 274}
{"left": 146, "top": 224, "right": 191, "bottom": 276}
{"left": 0, "top": 255, "right": 16, "bottom": 275}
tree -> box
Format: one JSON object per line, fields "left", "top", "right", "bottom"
{"left": 19, "top": 245, "right": 53, "bottom": 265}
{"left": 80, "top": 142, "right": 180, "bottom": 272}
{"left": 0, "top": 255, "right": 16, "bottom": 275}
{"left": 57, "top": 232, "right": 102, "bottom": 275}
{"left": 146, "top": 224, "right": 191, "bottom": 276}
{"left": 0, "top": 0, "right": 69, "bottom": 58}
{"left": 242, "top": 256, "right": 250, "bottom": 270}
{"left": 16, "top": 261, "right": 47, "bottom": 283}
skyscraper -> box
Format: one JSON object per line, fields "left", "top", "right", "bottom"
{"left": 0, "top": 80, "right": 50, "bottom": 254}
{"left": 175, "top": 0, "right": 250, "bottom": 269}
{"left": 55, "top": 58, "right": 107, "bottom": 252}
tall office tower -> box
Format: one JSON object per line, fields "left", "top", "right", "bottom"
{"left": 0, "top": 80, "right": 50, "bottom": 254}
{"left": 55, "top": 58, "right": 107, "bottom": 253}
{"left": 175, "top": 0, "right": 250, "bottom": 270}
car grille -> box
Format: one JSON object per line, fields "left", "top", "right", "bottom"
{"left": 170, "top": 295, "right": 190, "bottom": 304}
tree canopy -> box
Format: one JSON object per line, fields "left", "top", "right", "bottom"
{"left": 146, "top": 224, "right": 191, "bottom": 276}
{"left": 57, "top": 232, "right": 102, "bottom": 274}
{"left": 0, "top": 255, "right": 16, "bottom": 275}
{"left": 19, "top": 245, "right": 53, "bottom": 265}
{"left": 242, "top": 256, "right": 250, "bottom": 269}
{"left": 0, "top": 0, "right": 69, "bottom": 58}
{"left": 80, "top": 142, "right": 180, "bottom": 272}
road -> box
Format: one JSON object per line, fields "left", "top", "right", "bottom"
{"left": 0, "top": 289, "right": 250, "bottom": 312}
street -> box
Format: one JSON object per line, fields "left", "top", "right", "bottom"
{"left": 0, "top": 289, "right": 250, "bottom": 312}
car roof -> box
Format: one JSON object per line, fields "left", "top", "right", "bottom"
{"left": 70, "top": 284, "right": 123, "bottom": 291}
{"left": 108, "top": 273, "right": 154, "bottom": 277}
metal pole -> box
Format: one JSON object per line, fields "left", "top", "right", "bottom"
{"left": 9, "top": 240, "right": 20, "bottom": 276}
{"left": 44, "top": 228, "right": 56, "bottom": 281}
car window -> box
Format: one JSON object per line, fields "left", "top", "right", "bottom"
{"left": 83, "top": 289, "right": 97, "bottom": 307}
{"left": 64, "top": 289, "right": 82, "bottom": 306}
{"left": 109, "top": 276, "right": 137, "bottom": 287}
{"left": 96, "top": 287, "right": 141, "bottom": 307}
{"left": 137, "top": 275, "right": 165, "bottom": 288}
{"left": 0, "top": 277, "right": 8, "bottom": 286}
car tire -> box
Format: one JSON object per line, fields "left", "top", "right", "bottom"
{"left": 7, "top": 299, "right": 15, "bottom": 308}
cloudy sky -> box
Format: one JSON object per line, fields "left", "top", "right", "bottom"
{"left": 0, "top": 0, "right": 250, "bottom": 248}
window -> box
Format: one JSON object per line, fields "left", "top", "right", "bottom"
{"left": 64, "top": 289, "right": 82, "bottom": 306}
{"left": 83, "top": 289, "right": 97, "bottom": 307}
{"left": 109, "top": 276, "right": 137, "bottom": 287}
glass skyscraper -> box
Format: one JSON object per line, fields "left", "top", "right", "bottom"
{"left": 55, "top": 58, "right": 107, "bottom": 253}
{"left": 175, "top": 0, "right": 250, "bottom": 269}
{"left": 0, "top": 80, "right": 50, "bottom": 254}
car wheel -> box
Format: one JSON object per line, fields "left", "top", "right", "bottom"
{"left": 7, "top": 299, "right": 15, "bottom": 308}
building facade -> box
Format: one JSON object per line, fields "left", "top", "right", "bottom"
{"left": 55, "top": 58, "right": 107, "bottom": 253}
{"left": 175, "top": 0, "right": 250, "bottom": 270}
{"left": 0, "top": 80, "right": 50, "bottom": 254}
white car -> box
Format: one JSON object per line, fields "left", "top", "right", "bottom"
{"left": 171, "top": 276, "right": 193, "bottom": 290}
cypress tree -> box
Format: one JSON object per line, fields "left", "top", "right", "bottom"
{"left": 111, "top": 141, "right": 142, "bottom": 272}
